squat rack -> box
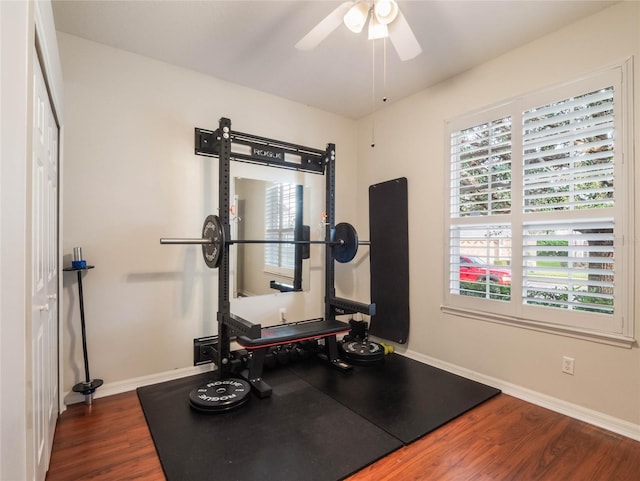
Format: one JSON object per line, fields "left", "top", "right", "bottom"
{"left": 194, "top": 117, "right": 374, "bottom": 383}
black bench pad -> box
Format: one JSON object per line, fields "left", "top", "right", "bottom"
{"left": 236, "top": 318, "right": 350, "bottom": 349}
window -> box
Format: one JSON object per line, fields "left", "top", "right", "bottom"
{"left": 443, "top": 64, "right": 634, "bottom": 346}
{"left": 264, "top": 182, "right": 297, "bottom": 276}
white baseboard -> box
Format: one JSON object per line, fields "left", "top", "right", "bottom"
{"left": 403, "top": 349, "right": 640, "bottom": 441}
{"left": 62, "top": 352, "right": 640, "bottom": 442}
{"left": 63, "top": 364, "right": 214, "bottom": 406}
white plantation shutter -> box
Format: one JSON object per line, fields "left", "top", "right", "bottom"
{"left": 449, "top": 224, "right": 512, "bottom": 302}
{"left": 523, "top": 87, "right": 614, "bottom": 213}
{"left": 444, "top": 65, "right": 633, "bottom": 345}
{"left": 449, "top": 112, "right": 513, "bottom": 303}
{"left": 522, "top": 220, "right": 614, "bottom": 314}
{"left": 521, "top": 86, "right": 617, "bottom": 320}
{"left": 450, "top": 116, "right": 512, "bottom": 217}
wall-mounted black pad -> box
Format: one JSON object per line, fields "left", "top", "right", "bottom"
{"left": 368, "top": 177, "right": 409, "bottom": 343}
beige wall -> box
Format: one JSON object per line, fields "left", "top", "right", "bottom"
{"left": 355, "top": 2, "right": 640, "bottom": 425}
{"left": 58, "top": 32, "right": 359, "bottom": 396}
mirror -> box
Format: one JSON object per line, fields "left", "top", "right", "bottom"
{"left": 232, "top": 177, "right": 312, "bottom": 297}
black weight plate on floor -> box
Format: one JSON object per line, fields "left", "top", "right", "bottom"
{"left": 189, "top": 378, "right": 250, "bottom": 413}
{"left": 202, "top": 215, "right": 224, "bottom": 268}
{"left": 332, "top": 222, "right": 358, "bottom": 263}
{"left": 341, "top": 340, "right": 385, "bottom": 365}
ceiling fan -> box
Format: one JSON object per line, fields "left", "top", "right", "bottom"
{"left": 295, "top": 0, "right": 422, "bottom": 61}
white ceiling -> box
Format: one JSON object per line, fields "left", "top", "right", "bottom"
{"left": 51, "top": 0, "right": 616, "bottom": 119}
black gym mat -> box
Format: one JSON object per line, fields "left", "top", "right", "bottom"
{"left": 291, "top": 353, "right": 501, "bottom": 444}
{"left": 137, "top": 368, "right": 403, "bottom": 481}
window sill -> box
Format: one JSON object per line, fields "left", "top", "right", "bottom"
{"left": 440, "top": 305, "right": 636, "bottom": 348}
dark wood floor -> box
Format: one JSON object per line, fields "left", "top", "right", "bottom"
{"left": 46, "top": 389, "right": 640, "bottom": 481}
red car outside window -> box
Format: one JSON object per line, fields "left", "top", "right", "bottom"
{"left": 459, "top": 255, "right": 511, "bottom": 285}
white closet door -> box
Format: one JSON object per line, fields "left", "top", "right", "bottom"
{"left": 32, "top": 52, "right": 59, "bottom": 481}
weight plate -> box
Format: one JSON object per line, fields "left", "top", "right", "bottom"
{"left": 332, "top": 222, "right": 358, "bottom": 263}
{"left": 189, "top": 378, "right": 251, "bottom": 413}
{"left": 340, "top": 340, "right": 385, "bottom": 365}
{"left": 202, "top": 214, "right": 224, "bottom": 268}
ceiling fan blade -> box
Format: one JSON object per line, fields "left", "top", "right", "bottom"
{"left": 295, "top": 1, "right": 355, "bottom": 50}
{"left": 388, "top": 8, "right": 422, "bottom": 61}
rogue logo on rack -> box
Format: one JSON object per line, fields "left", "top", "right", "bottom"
{"left": 252, "top": 146, "right": 285, "bottom": 162}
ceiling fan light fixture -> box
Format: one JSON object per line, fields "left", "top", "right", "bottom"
{"left": 343, "top": 1, "right": 370, "bottom": 33}
{"left": 368, "top": 15, "right": 389, "bottom": 40}
{"left": 373, "top": 0, "right": 399, "bottom": 25}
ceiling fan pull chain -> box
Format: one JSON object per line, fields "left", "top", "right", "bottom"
{"left": 371, "top": 38, "right": 376, "bottom": 148}
{"left": 371, "top": 36, "right": 376, "bottom": 111}
{"left": 371, "top": 117, "right": 376, "bottom": 148}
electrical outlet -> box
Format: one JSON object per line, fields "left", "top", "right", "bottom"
{"left": 562, "top": 356, "right": 575, "bottom": 375}
{"left": 193, "top": 336, "right": 218, "bottom": 365}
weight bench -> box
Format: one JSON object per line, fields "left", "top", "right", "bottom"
{"left": 236, "top": 318, "right": 352, "bottom": 398}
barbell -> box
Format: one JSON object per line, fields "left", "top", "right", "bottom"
{"left": 160, "top": 215, "right": 370, "bottom": 268}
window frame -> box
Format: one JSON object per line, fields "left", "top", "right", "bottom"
{"left": 442, "top": 61, "right": 635, "bottom": 348}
